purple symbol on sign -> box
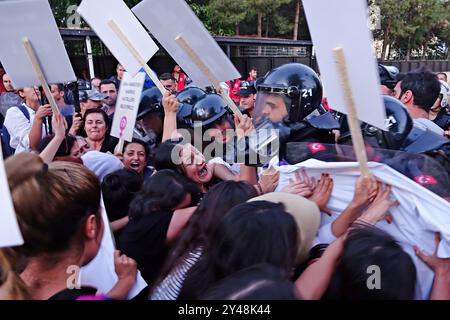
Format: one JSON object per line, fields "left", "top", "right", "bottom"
{"left": 119, "top": 116, "right": 127, "bottom": 138}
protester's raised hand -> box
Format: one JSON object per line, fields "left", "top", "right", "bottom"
{"left": 69, "top": 113, "right": 83, "bottom": 136}
{"left": 414, "top": 233, "right": 450, "bottom": 273}
{"left": 52, "top": 113, "right": 67, "bottom": 139}
{"left": 114, "top": 250, "right": 137, "bottom": 283}
{"left": 358, "top": 183, "right": 399, "bottom": 225}
{"left": 308, "top": 173, "right": 334, "bottom": 216}
{"left": 35, "top": 104, "right": 53, "bottom": 121}
{"left": 350, "top": 174, "right": 378, "bottom": 209}
{"left": 162, "top": 90, "right": 179, "bottom": 114}
{"left": 234, "top": 114, "right": 254, "bottom": 139}
{"left": 281, "top": 170, "right": 313, "bottom": 197}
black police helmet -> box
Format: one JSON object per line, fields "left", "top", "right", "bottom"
{"left": 362, "top": 96, "right": 413, "bottom": 150}
{"left": 191, "top": 93, "right": 229, "bottom": 128}
{"left": 256, "top": 63, "right": 323, "bottom": 123}
{"left": 176, "top": 86, "right": 206, "bottom": 106}
{"left": 378, "top": 64, "right": 399, "bottom": 90}
{"left": 137, "top": 87, "right": 163, "bottom": 120}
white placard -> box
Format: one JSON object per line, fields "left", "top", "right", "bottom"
{"left": 302, "top": 0, "right": 387, "bottom": 130}
{"left": 110, "top": 72, "right": 145, "bottom": 142}
{"left": 78, "top": 0, "right": 159, "bottom": 77}
{"left": 133, "top": 0, "right": 241, "bottom": 88}
{"left": 0, "top": 145, "right": 24, "bottom": 248}
{"left": 0, "top": 0, "right": 76, "bottom": 88}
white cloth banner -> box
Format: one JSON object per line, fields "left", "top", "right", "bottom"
{"left": 271, "top": 158, "right": 450, "bottom": 300}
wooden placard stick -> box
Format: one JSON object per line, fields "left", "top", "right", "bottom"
{"left": 22, "top": 37, "right": 60, "bottom": 116}
{"left": 116, "top": 138, "right": 125, "bottom": 155}
{"left": 175, "top": 35, "right": 243, "bottom": 120}
{"left": 333, "top": 47, "right": 370, "bottom": 177}
{"left": 107, "top": 19, "right": 167, "bottom": 95}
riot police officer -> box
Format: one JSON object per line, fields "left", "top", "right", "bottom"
{"left": 176, "top": 86, "right": 207, "bottom": 128}
{"left": 134, "top": 87, "right": 164, "bottom": 159}
{"left": 249, "top": 63, "right": 340, "bottom": 164}
{"left": 379, "top": 64, "right": 400, "bottom": 96}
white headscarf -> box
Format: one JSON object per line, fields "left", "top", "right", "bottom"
{"left": 81, "top": 151, "right": 123, "bottom": 182}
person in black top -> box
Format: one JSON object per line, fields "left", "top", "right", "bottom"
{"left": 430, "top": 80, "right": 450, "bottom": 133}
{"left": 83, "top": 108, "right": 118, "bottom": 153}
{"left": 102, "top": 169, "right": 143, "bottom": 244}
{"left": 119, "top": 170, "right": 199, "bottom": 287}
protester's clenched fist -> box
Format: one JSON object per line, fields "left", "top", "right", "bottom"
{"left": 351, "top": 174, "right": 378, "bottom": 209}
{"left": 114, "top": 250, "right": 137, "bottom": 283}
{"left": 358, "top": 183, "right": 399, "bottom": 225}
{"left": 162, "top": 90, "right": 179, "bottom": 114}
{"left": 52, "top": 113, "right": 67, "bottom": 139}
{"left": 69, "top": 113, "right": 83, "bottom": 136}
{"left": 234, "top": 114, "right": 254, "bottom": 139}
{"left": 35, "top": 104, "right": 53, "bottom": 120}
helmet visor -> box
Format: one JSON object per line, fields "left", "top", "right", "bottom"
{"left": 253, "top": 91, "right": 290, "bottom": 127}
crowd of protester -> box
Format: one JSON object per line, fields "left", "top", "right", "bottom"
{"left": 0, "top": 60, "right": 449, "bottom": 301}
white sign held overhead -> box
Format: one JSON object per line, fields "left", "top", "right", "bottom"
{"left": 302, "top": 0, "right": 387, "bottom": 130}
{"left": 0, "top": 144, "right": 24, "bottom": 248}
{"left": 133, "top": 0, "right": 241, "bottom": 88}
{"left": 0, "top": 0, "right": 76, "bottom": 89}
{"left": 77, "top": 0, "right": 159, "bottom": 77}
{"left": 110, "top": 72, "right": 145, "bottom": 143}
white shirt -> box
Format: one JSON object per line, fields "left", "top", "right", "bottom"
{"left": 3, "top": 103, "right": 46, "bottom": 154}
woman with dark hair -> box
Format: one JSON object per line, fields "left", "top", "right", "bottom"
{"left": 178, "top": 201, "right": 299, "bottom": 300}
{"left": 118, "top": 170, "right": 199, "bottom": 286}
{"left": 201, "top": 264, "right": 298, "bottom": 300}
{"left": 102, "top": 169, "right": 143, "bottom": 240}
{"left": 122, "top": 138, "right": 153, "bottom": 180}
{"left": 38, "top": 134, "right": 80, "bottom": 159}
{"left": 150, "top": 181, "right": 258, "bottom": 300}
{"left": 154, "top": 141, "right": 258, "bottom": 195}
{"left": 5, "top": 153, "right": 137, "bottom": 300}
{"left": 154, "top": 141, "right": 213, "bottom": 192}
{"left": 324, "top": 225, "right": 416, "bottom": 300}
{"left": 83, "top": 108, "right": 117, "bottom": 153}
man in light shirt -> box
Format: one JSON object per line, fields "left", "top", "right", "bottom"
{"left": 3, "top": 86, "right": 52, "bottom": 154}
{"left": 393, "top": 67, "right": 444, "bottom": 136}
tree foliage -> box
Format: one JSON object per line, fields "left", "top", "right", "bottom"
{"left": 371, "top": 0, "right": 450, "bottom": 60}
{"left": 48, "top": 0, "right": 449, "bottom": 59}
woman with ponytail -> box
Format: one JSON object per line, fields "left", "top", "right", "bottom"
{"left": 5, "top": 153, "right": 137, "bottom": 300}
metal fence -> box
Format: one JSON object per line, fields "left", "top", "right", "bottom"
{"left": 54, "top": 29, "right": 450, "bottom": 81}
{"left": 380, "top": 60, "right": 450, "bottom": 73}
{"left": 58, "top": 28, "right": 315, "bottom": 80}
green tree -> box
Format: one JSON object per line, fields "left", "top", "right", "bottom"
{"left": 205, "top": 0, "right": 249, "bottom": 36}
{"left": 245, "top": 0, "right": 292, "bottom": 37}
{"left": 371, "top": 0, "right": 449, "bottom": 60}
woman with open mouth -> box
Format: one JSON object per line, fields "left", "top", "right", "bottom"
{"left": 122, "top": 138, "right": 153, "bottom": 181}
{"left": 154, "top": 142, "right": 215, "bottom": 194}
